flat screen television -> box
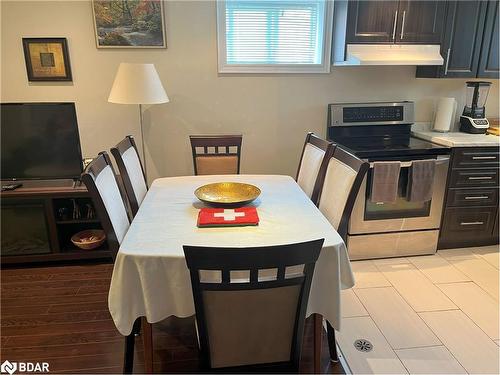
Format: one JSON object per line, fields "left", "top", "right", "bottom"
{"left": 1, "top": 102, "right": 83, "bottom": 180}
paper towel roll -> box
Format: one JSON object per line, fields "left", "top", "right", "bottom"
{"left": 433, "top": 97, "right": 457, "bottom": 132}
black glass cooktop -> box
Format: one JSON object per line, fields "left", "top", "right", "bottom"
{"left": 328, "top": 124, "right": 450, "bottom": 159}
{"left": 332, "top": 137, "right": 449, "bottom": 159}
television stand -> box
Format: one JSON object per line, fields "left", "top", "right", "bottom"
{"left": 1, "top": 182, "right": 112, "bottom": 265}
{"left": 4, "top": 179, "right": 78, "bottom": 188}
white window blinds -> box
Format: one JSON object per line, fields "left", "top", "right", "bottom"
{"left": 217, "top": 0, "right": 332, "bottom": 73}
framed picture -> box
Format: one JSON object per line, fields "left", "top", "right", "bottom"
{"left": 92, "top": 0, "right": 166, "bottom": 48}
{"left": 22, "top": 38, "right": 72, "bottom": 82}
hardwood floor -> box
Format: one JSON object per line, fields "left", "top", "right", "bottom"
{"left": 1, "top": 262, "right": 345, "bottom": 374}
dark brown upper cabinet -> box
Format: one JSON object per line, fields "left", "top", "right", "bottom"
{"left": 478, "top": 0, "right": 499, "bottom": 78}
{"left": 416, "top": 1, "right": 499, "bottom": 78}
{"left": 396, "top": 1, "right": 446, "bottom": 43}
{"left": 346, "top": 0, "right": 445, "bottom": 44}
{"left": 346, "top": 1, "right": 400, "bottom": 43}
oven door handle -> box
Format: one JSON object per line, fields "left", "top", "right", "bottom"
{"left": 368, "top": 156, "right": 450, "bottom": 168}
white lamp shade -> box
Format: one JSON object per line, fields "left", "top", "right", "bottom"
{"left": 108, "top": 63, "right": 169, "bottom": 105}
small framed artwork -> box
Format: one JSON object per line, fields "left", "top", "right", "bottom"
{"left": 92, "top": 0, "right": 166, "bottom": 48}
{"left": 22, "top": 38, "right": 72, "bottom": 81}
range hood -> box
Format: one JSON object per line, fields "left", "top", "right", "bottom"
{"left": 341, "top": 44, "right": 444, "bottom": 66}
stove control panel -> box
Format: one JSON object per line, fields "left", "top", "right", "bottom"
{"left": 328, "top": 101, "right": 414, "bottom": 127}
{"left": 343, "top": 106, "right": 403, "bottom": 123}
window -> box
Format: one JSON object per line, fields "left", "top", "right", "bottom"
{"left": 217, "top": 0, "right": 333, "bottom": 73}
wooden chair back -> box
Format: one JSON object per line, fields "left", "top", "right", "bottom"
{"left": 296, "top": 132, "right": 335, "bottom": 204}
{"left": 189, "top": 135, "right": 242, "bottom": 175}
{"left": 110, "top": 135, "right": 147, "bottom": 217}
{"left": 81, "top": 152, "right": 130, "bottom": 258}
{"left": 318, "top": 146, "right": 369, "bottom": 241}
{"left": 183, "top": 239, "right": 324, "bottom": 372}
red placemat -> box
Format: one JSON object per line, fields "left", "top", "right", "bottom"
{"left": 197, "top": 207, "right": 259, "bottom": 227}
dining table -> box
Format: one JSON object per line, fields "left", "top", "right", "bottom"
{"left": 108, "top": 174, "right": 355, "bottom": 372}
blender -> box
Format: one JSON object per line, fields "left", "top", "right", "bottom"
{"left": 460, "top": 81, "right": 491, "bottom": 134}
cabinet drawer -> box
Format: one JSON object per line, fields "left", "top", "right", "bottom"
{"left": 447, "top": 188, "right": 499, "bottom": 207}
{"left": 442, "top": 207, "right": 496, "bottom": 237}
{"left": 452, "top": 148, "right": 500, "bottom": 168}
{"left": 449, "top": 168, "right": 499, "bottom": 188}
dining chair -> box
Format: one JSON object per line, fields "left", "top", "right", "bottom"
{"left": 317, "top": 146, "right": 369, "bottom": 362}
{"left": 81, "top": 152, "right": 137, "bottom": 373}
{"left": 81, "top": 152, "right": 131, "bottom": 258}
{"left": 296, "top": 132, "right": 335, "bottom": 204}
{"left": 183, "top": 239, "right": 324, "bottom": 372}
{"left": 189, "top": 135, "right": 242, "bottom": 175}
{"left": 110, "top": 135, "right": 148, "bottom": 217}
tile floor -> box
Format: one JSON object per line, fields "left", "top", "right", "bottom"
{"left": 336, "top": 245, "right": 500, "bottom": 375}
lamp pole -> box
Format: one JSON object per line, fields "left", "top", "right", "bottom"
{"left": 138, "top": 103, "right": 148, "bottom": 180}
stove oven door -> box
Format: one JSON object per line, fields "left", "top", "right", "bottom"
{"left": 349, "top": 155, "right": 450, "bottom": 234}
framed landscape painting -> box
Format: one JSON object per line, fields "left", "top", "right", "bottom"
{"left": 22, "top": 38, "right": 72, "bottom": 81}
{"left": 92, "top": 0, "right": 166, "bottom": 48}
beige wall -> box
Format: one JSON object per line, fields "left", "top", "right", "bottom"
{"left": 2, "top": 0, "right": 499, "bottom": 183}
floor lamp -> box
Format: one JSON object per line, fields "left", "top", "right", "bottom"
{"left": 108, "top": 63, "right": 169, "bottom": 181}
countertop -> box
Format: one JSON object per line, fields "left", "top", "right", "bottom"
{"left": 411, "top": 124, "right": 499, "bottom": 147}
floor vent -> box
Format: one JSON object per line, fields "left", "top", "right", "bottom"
{"left": 354, "top": 339, "right": 373, "bottom": 352}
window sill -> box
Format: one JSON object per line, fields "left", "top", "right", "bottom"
{"left": 218, "top": 64, "right": 331, "bottom": 74}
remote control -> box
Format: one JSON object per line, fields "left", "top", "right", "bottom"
{"left": 1, "top": 183, "right": 23, "bottom": 191}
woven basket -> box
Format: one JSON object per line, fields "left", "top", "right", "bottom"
{"left": 71, "top": 229, "right": 106, "bottom": 250}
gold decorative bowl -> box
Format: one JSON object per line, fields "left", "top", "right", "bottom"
{"left": 194, "top": 182, "right": 261, "bottom": 207}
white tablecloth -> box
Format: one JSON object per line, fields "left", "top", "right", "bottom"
{"left": 108, "top": 175, "right": 355, "bottom": 336}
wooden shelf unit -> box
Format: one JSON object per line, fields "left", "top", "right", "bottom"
{"left": 55, "top": 218, "right": 101, "bottom": 224}
{"left": 1, "top": 183, "right": 113, "bottom": 264}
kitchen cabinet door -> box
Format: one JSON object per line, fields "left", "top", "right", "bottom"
{"left": 478, "top": 1, "right": 500, "bottom": 78}
{"left": 396, "top": 1, "right": 446, "bottom": 43}
{"left": 416, "top": 1, "right": 487, "bottom": 78}
{"left": 346, "top": 1, "right": 400, "bottom": 43}
{"left": 443, "top": 1, "right": 488, "bottom": 77}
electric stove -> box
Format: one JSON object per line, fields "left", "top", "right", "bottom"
{"left": 327, "top": 101, "right": 450, "bottom": 159}
{"left": 326, "top": 101, "right": 451, "bottom": 260}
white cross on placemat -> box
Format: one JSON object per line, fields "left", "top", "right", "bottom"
{"left": 213, "top": 209, "right": 245, "bottom": 221}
